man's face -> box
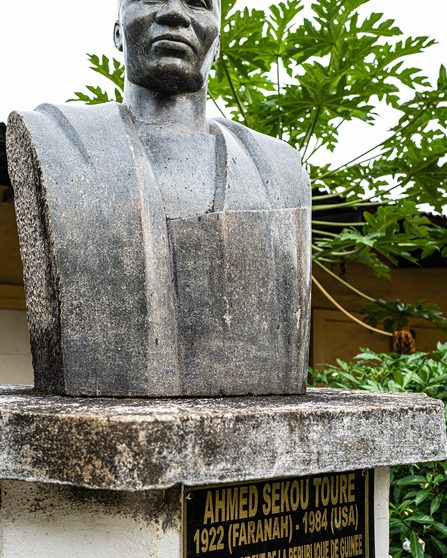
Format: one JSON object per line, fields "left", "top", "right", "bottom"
{"left": 116, "top": 0, "right": 220, "bottom": 95}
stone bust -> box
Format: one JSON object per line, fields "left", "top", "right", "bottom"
{"left": 7, "top": 0, "right": 311, "bottom": 397}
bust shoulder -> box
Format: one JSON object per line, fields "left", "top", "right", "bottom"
{"left": 8, "top": 101, "right": 124, "bottom": 130}
{"left": 211, "top": 117, "right": 311, "bottom": 209}
{"left": 7, "top": 102, "right": 134, "bottom": 174}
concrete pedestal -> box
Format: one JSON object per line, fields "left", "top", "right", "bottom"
{"left": 0, "top": 386, "right": 445, "bottom": 557}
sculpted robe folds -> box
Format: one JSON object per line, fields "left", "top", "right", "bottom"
{"left": 7, "top": 103, "right": 311, "bottom": 397}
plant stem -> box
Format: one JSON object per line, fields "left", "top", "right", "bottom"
{"left": 208, "top": 90, "right": 227, "bottom": 119}
{"left": 302, "top": 105, "right": 322, "bottom": 160}
{"left": 312, "top": 245, "right": 359, "bottom": 257}
{"left": 312, "top": 177, "right": 406, "bottom": 208}
{"left": 312, "top": 229, "right": 339, "bottom": 238}
{"left": 222, "top": 59, "right": 249, "bottom": 127}
{"left": 312, "top": 220, "right": 366, "bottom": 227}
{"left": 312, "top": 276, "right": 393, "bottom": 337}
{"left": 314, "top": 260, "right": 376, "bottom": 303}
{"left": 318, "top": 144, "right": 385, "bottom": 181}
{"left": 303, "top": 139, "right": 323, "bottom": 164}
{"left": 312, "top": 191, "right": 344, "bottom": 199}
{"left": 276, "top": 57, "right": 283, "bottom": 140}
{"left": 316, "top": 151, "right": 390, "bottom": 184}
{"left": 304, "top": 118, "right": 346, "bottom": 164}
{"left": 327, "top": 250, "right": 360, "bottom": 257}
{"left": 312, "top": 201, "right": 381, "bottom": 212}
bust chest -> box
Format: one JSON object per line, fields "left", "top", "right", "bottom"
{"left": 137, "top": 125, "right": 217, "bottom": 219}
{"left": 9, "top": 103, "right": 311, "bottom": 397}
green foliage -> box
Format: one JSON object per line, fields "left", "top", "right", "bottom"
{"left": 362, "top": 300, "right": 447, "bottom": 334}
{"left": 310, "top": 344, "right": 447, "bottom": 397}
{"left": 69, "top": 54, "right": 124, "bottom": 104}
{"left": 310, "top": 344, "right": 447, "bottom": 557}
{"left": 72, "top": 0, "right": 447, "bottom": 337}
{"left": 313, "top": 202, "right": 447, "bottom": 278}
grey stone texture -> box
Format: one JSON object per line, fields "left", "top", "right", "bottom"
{"left": 6, "top": 0, "right": 312, "bottom": 398}
{"left": 0, "top": 386, "right": 445, "bottom": 492}
{"left": 7, "top": 104, "right": 311, "bottom": 398}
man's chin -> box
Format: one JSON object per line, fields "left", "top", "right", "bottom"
{"left": 142, "top": 67, "right": 205, "bottom": 95}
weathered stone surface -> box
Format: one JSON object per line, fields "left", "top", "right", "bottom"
{"left": 7, "top": 104, "right": 311, "bottom": 398}
{"left": 6, "top": 0, "right": 312, "bottom": 398}
{"left": 0, "top": 386, "right": 444, "bottom": 491}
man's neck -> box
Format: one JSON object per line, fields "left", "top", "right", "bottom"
{"left": 124, "top": 81, "right": 208, "bottom": 132}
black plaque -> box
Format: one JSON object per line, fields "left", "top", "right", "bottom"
{"left": 184, "top": 470, "right": 375, "bottom": 558}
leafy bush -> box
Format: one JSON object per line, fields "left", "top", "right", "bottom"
{"left": 310, "top": 344, "right": 447, "bottom": 557}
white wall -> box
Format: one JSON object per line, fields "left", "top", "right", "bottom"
{"left": 0, "top": 482, "right": 182, "bottom": 558}
{"left": 0, "top": 310, "right": 33, "bottom": 385}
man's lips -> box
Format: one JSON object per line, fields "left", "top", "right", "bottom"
{"left": 151, "top": 34, "right": 195, "bottom": 50}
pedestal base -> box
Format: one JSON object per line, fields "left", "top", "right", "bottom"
{"left": 0, "top": 386, "right": 444, "bottom": 490}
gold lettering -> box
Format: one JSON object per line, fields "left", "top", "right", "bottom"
{"left": 348, "top": 474, "right": 355, "bottom": 503}
{"left": 331, "top": 538, "right": 339, "bottom": 558}
{"left": 272, "top": 516, "right": 280, "bottom": 538}
{"left": 215, "top": 489, "right": 225, "bottom": 523}
{"left": 301, "top": 480, "right": 310, "bottom": 510}
{"left": 264, "top": 517, "right": 272, "bottom": 540}
{"left": 247, "top": 521, "right": 256, "bottom": 544}
{"left": 272, "top": 483, "right": 281, "bottom": 514}
{"left": 256, "top": 519, "right": 264, "bottom": 542}
{"left": 203, "top": 491, "right": 214, "bottom": 524}
{"left": 263, "top": 484, "right": 272, "bottom": 515}
{"left": 232, "top": 522, "right": 240, "bottom": 549}
{"left": 290, "top": 481, "right": 299, "bottom": 511}
{"left": 249, "top": 486, "right": 259, "bottom": 517}
{"left": 340, "top": 475, "right": 347, "bottom": 504}
{"left": 349, "top": 505, "right": 355, "bottom": 525}
{"left": 313, "top": 477, "right": 322, "bottom": 507}
{"left": 239, "top": 521, "right": 247, "bottom": 545}
{"left": 227, "top": 488, "right": 238, "bottom": 521}
{"left": 339, "top": 534, "right": 363, "bottom": 557}
{"left": 321, "top": 477, "right": 330, "bottom": 507}
{"left": 239, "top": 487, "right": 248, "bottom": 519}
{"left": 330, "top": 475, "right": 339, "bottom": 505}
{"left": 281, "top": 481, "right": 291, "bottom": 512}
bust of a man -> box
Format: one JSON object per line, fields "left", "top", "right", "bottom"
{"left": 7, "top": 0, "right": 311, "bottom": 397}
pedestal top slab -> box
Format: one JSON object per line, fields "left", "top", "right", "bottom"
{"left": 0, "top": 386, "right": 445, "bottom": 491}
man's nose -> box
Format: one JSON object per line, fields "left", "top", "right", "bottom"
{"left": 155, "top": 0, "right": 192, "bottom": 27}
